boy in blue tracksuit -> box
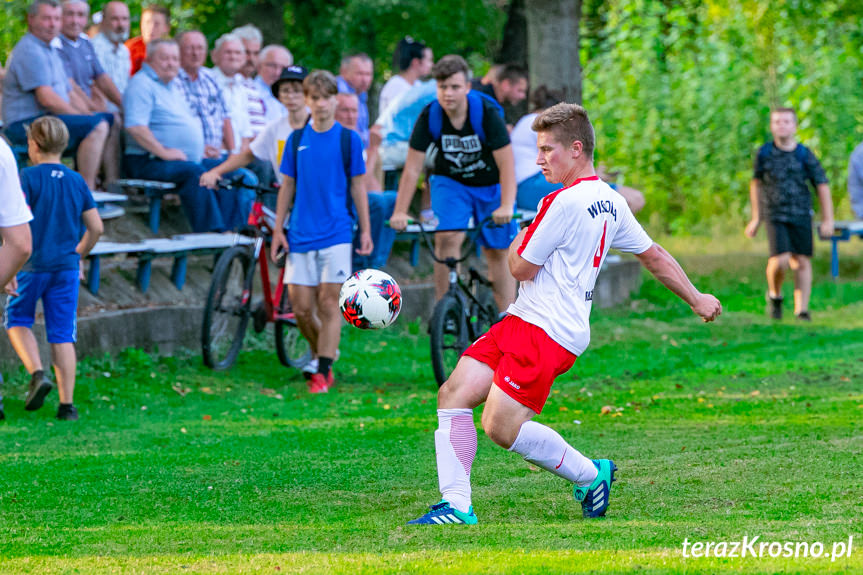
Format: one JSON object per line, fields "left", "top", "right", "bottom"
{"left": 3, "top": 116, "right": 103, "bottom": 421}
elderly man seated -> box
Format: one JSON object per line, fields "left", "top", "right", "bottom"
{"left": 122, "top": 39, "right": 244, "bottom": 233}
{"left": 175, "top": 29, "right": 254, "bottom": 230}
{"left": 2, "top": 0, "right": 109, "bottom": 190}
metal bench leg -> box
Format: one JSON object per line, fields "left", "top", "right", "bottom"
{"left": 137, "top": 258, "right": 153, "bottom": 292}
{"left": 410, "top": 239, "right": 419, "bottom": 267}
{"left": 87, "top": 256, "right": 101, "bottom": 295}
{"left": 149, "top": 196, "right": 162, "bottom": 234}
{"left": 171, "top": 254, "right": 188, "bottom": 290}
{"left": 831, "top": 238, "right": 839, "bottom": 279}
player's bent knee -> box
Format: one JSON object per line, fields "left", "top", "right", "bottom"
{"left": 480, "top": 412, "right": 517, "bottom": 449}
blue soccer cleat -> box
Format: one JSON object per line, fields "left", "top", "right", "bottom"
{"left": 407, "top": 500, "right": 478, "bottom": 525}
{"left": 573, "top": 459, "right": 617, "bottom": 518}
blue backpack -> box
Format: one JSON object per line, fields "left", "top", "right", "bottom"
{"left": 428, "top": 90, "right": 505, "bottom": 144}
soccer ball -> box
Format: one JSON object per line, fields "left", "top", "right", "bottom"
{"left": 339, "top": 269, "right": 402, "bottom": 329}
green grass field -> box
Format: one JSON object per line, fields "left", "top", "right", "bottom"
{"left": 1, "top": 244, "right": 861, "bottom": 574}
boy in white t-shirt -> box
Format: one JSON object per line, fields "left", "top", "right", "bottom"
{"left": 0, "top": 138, "right": 34, "bottom": 420}
{"left": 409, "top": 103, "right": 722, "bottom": 525}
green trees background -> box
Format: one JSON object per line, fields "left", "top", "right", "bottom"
{"left": 3, "top": 0, "right": 861, "bottom": 231}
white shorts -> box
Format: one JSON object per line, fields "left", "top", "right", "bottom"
{"left": 283, "top": 243, "right": 352, "bottom": 286}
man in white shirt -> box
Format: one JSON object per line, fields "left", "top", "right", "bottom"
{"left": 91, "top": 1, "right": 131, "bottom": 98}
{"left": 254, "top": 45, "right": 291, "bottom": 125}
{"left": 408, "top": 102, "right": 722, "bottom": 526}
{"left": 378, "top": 36, "right": 433, "bottom": 115}
{"left": 211, "top": 33, "right": 253, "bottom": 154}
{"left": 0, "top": 138, "right": 34, "bottom": 420}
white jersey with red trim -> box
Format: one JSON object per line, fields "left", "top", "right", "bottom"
{"left": 507, "top": 175, "right": 653, "bottom": 355}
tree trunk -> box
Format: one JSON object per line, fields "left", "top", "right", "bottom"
{"left": 524, "top": 0, "right": 583, "bottom": 104}
{"left": 497, "top": 0, "right": 528, "bottom": 68}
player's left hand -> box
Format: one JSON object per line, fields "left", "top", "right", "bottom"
{"left": 356, "top": 231, "right": 373, "bottom": 256}
{"left": 692, "top": 293, "right": 722, "bottom": 323}
{"left": 819, "top": 219, "right": 834, "bottom": 240}
{"left": 491, "top": 204, "right": 514, "bottom": 225}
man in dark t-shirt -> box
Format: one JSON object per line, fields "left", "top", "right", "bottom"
{"left": 745, "top": 107, "right": 833, "bottom": 321}
{"left": 390, "top": 54, "right": 518, "bottom": 312}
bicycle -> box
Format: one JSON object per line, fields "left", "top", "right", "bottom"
{"left": 411, "top": 217, "right": 503, "bottom": 386}
{"left": 201, "top": 179, "right": 312, "bottom": 371}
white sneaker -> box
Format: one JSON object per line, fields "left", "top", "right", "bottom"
{"left": 302, "top": 357, "right": 319, "bottom": 375}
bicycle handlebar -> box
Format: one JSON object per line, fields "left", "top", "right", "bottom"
{"left": 397, "top": 216, "right": 511, "bottom": 267}
{"left": 218, "top": 176, "right": 279, "bottom": 196}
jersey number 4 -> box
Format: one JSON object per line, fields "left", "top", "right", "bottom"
{"left": 592, "top": 221, "right": 607, "bottom": 269}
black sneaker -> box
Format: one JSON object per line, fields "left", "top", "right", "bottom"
{"left": 767, "top": 295, "right": 783, "bottom": 320}
{"left": 796, "top": 311, "right": 812, "bottom": 321}
{"left": 24, "top": 371, "right": 54, "bottom": 411}
{"left": 56, "top": 404, "right": 79, "bottom": 421}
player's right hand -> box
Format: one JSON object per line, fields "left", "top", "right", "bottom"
{"left": 389, "top": 211, "right": 409, "bottom": 231}
{"left": 744, "top": 219, "right": 760, "bottom": 238}
{"left": 692, "top": 293, "right": 722, "bottom": 323}
{"left": 270, "top": 230, "right": 289, "bottom": 263}
{"left": 199, "top": 170, "right": 220, "bottom": 189}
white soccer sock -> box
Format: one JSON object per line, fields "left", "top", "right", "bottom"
{"left": 434, "top": 408, "right": 477, "bottom": 513}
{"left": 509, "top": 420, "right": 598, "bottom": 486}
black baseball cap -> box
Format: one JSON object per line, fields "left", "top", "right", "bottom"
{"left": 271, "top": 65, "right": 309, "bottom": 98}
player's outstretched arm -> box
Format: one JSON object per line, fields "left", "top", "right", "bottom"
{"left": 635, "top": 244, "right": 722, "bottom": 322}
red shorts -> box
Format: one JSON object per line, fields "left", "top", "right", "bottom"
{"left": 463, "top": 315, "right": 576, "bottom": 414}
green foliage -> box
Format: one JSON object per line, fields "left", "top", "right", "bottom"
{"left": 582, "top": 0, "right": 863, "bottom": 233}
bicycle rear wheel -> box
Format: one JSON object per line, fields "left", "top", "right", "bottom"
{"left": 275, "top": 319, "right": 312, "bottom": 369}
{"left": 430, "top": 294, "right": 469, "bottom": 387}
{"left": 202, "top": 245, "right": 253, "bottom": 370}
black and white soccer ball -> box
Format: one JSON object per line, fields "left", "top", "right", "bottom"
{"left": 339, "top": 269, "right": 402, "bottom": 330}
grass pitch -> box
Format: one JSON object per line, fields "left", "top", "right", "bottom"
{"left": 1, "top": 247, "right": 861, "bottom": 574}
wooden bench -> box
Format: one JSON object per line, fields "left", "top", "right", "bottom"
{"left": 826, "top": 220, "right": 863, "bottom": 278}
{"left": 86, "top": 233, "right": 253, "bottom": 294}
{"left": 92, "top": 190, "right": 128, "bottom": 221}
{"left": 112, "top": 179, "right": 177, "bottom": 233}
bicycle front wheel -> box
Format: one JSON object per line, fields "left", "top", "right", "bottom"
{"left": 430, "top": 294, "right": 469, "bottom": 387}
{"left": 275, "top": 319, "right": 312, "bottom": 369}
{"left": 202, "top": 245, "right": 253, "bottom": 370}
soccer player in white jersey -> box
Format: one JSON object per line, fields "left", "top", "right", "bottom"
{"left": 408, "top": 102, "right": 722, "bottom": 525}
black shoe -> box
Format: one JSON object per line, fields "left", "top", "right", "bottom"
{"left": 24, "top": 371, "right": 54, "bottom": 411}
{"left": 767, "top": 295, "right": 783, "bottom": 320}
{"left": 796, "top": 311, "right": 812, "bottom": 321}
{"left": 56, "top": 404, "right": 79, "bottom": 421}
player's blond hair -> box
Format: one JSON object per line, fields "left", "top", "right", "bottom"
{"left": 26, "top": 116, "right": 69, "bottom": 155}
{"left": 532, "top": 102, "right": 595, "bottom": 159}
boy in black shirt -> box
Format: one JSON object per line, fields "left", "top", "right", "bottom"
{"left": 745, "top": 108, "right": 833, "bottom": 320}
{"left": 390, "top": 55, "right": 517, "bottom": 312}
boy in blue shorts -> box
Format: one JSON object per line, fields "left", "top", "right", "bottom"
{"left": 3, "top": 116, "right": 103, "bottom": 421}
{"left": 390, "top": 55, "right": 518, "bottom": 311}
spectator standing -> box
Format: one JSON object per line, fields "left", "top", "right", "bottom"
{"left": 378, "top": 37, "right": 433, "bottom": 115}
{"left": 270, "top": 71, "right": 372, "bottom": 394}
{"left": 57, "top": 0, "right": 123, "bottom": 184}
{"left": 125, "top": 4, "right": 169, "bottom": 76}
{"left": 745, "top": 107, "right": 834, "bottom": 321}
{"left": 123, "top": 39, "right": 228, "bottom": 232}
{"left": 4, "top": 117, "right": 103, "bottom": 422}
{"left": 0, "top": 138, "right": 34, "bottom": 421}
{"left": 2, "top": 0, "right": 109, "bottom": 192}
{"left": 337, "top": 53, "right": 373, "bottom": 148}
{"left": 848, "top": 141, "right": 863, "bottom": 220}
{"left": 472, "top": 63, "right": 528, "bottom": 129}
{"left": 389, "top": 55, "right": 518, "bottom": 312}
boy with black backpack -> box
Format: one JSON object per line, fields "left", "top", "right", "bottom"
{"left": 745, "top": 107, "right": 833, "bottom": 321}
{"left": 270, "top": 70, "right": 372, "bottom": 393}
{"left": 389, "top": 55, "right": 518, "bottom": 313}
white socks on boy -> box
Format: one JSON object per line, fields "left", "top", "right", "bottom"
{"left": 435, "top": 408, "right": 477, "bottom": 513}
{"left": 509, "top": 420, "right": 597, "bottom": 486}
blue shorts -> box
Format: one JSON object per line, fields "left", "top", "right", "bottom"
{"left": 4, "top": 270, "right": 80, "bottom": 344}
{"left": 430, "top": 175, "right": 519, "bottom": 250}
{"left": 6, "top": 113, "right": 113, "bottom": 150}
